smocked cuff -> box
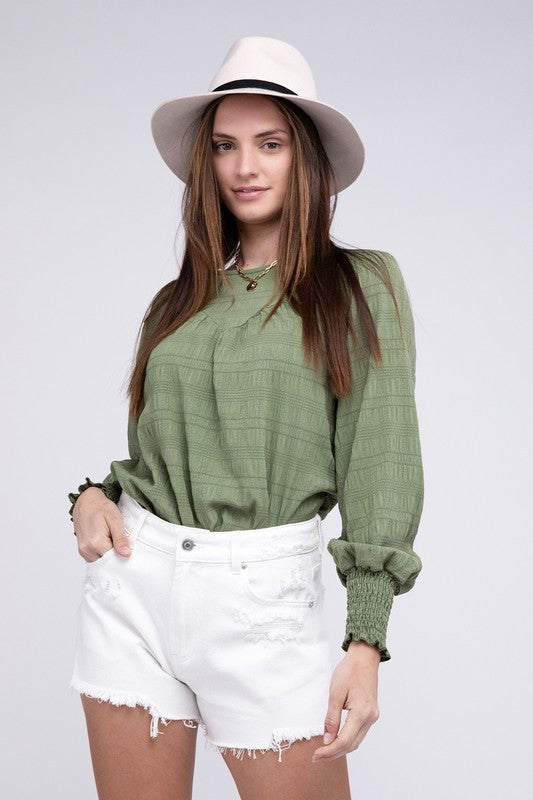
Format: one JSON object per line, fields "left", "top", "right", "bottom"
{"left": 68, "top": 476, "right": 122, "bottom": 529}
{"left": 341, "top": 567, "right": 397, "bottom": 662}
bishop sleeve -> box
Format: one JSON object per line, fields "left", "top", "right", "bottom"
{"left": 326, "top": 252, "right": 424, "bottom": 662}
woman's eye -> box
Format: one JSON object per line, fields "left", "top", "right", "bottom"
{"left": 263, "top": 142, "right": 280, "bottom": 150}
{"left": 213, "top": 142, "right": 232, "bottom": 152}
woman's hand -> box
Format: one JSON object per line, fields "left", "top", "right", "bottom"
{"left": 72, "top": 487, "right": 132, "bottom": 563}
{"left": 312, "top": 640, "right": 381, "bottom": 763}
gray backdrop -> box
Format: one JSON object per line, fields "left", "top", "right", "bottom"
{"left": 2, "top": 0, "right": 531, "bottom": 797}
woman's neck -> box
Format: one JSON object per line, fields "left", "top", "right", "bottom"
{"left": 236, "top": 225, "right": 280, "bottom": 270}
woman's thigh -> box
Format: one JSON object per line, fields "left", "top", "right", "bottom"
{"left": 221, "top": 734, "right": 351, "bottom": 800}
{"left": 81, "top": 695, "right": 198, "bottom": 800}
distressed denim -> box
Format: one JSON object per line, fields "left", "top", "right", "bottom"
{"left": 70, "top": 490, "right": 332, "bottom": 762}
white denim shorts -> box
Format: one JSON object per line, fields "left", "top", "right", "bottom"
{"left": 70, "top": 491, "right": 332, "bottom": 762}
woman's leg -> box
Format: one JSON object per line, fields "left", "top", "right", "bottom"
{"left": 221, "top": 735, "right": 351, "bottom": 800}
{"left": 81, "top": 696, "right": 198, "bottom": 800}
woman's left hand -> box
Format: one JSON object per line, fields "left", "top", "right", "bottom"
{"left": 312, "top": 640, "right": 381, "bottom": 763}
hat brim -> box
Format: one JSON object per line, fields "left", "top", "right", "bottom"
{"left": 150, "top": 88, "right": 364, "bottom": 194}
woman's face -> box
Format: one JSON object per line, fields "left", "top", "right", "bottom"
{"left": 211, "top": 94, "right": 292, "bottom": 228}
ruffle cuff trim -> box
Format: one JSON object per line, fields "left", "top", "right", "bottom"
{"left": 342, "top": 567, "right": 397, "bottom": 662}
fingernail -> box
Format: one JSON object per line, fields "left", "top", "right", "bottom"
{"left": 120, "top": 546, "right": 131, "bottom": 555}
{"left": 323, "top": 732, "right": 333, "bottom": 744}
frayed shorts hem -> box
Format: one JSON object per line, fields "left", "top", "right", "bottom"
{"left": 70, "top": 677, "right": 323, "bottom": 763}
{"left": 70, "top": 676, "right": 204, "bottom": 739}
{"left": 204, "top": 727, "right": 325, "bottom": 763}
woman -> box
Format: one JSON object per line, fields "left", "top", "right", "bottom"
{"left": 68, "top": 37, "right": 424, "bottom": 800}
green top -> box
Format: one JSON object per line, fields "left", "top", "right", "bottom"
{"left": 68, "top": 250, "right": 424, "bottom": 662}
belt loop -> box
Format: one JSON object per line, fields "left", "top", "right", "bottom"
{"left": 317, "top": 515, "right": 323, "bottom": 550}
{"left": 131, "top": 509, "right": 149, "bottom": 544}
{"left": 230, "top": 532, "right": 242, "bottom": 574}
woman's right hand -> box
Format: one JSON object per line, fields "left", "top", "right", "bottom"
{"left": 72, "top": 487, "right": 132, "bottom": 563}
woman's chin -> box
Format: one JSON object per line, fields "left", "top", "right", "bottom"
{"left": 231, "top": 207, "right": 283, "bottom": 228}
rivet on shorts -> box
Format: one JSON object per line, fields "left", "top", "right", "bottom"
{"left": 308, "top": 601, "right": 314, "bottom": 607}
{"left": 241, "top": 562, "right": 248, "bottom": 569}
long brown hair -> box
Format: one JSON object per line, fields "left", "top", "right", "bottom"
{"left": 126, "top": 94, "right": 404, "bottom": 421}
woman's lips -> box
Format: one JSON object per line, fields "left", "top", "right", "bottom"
{"left": 232, "top": 188, "right": 268, "bottom": 200}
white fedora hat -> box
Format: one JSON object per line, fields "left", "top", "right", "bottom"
{"left": 151, "top": 36, "right": 365, "bottom": 194}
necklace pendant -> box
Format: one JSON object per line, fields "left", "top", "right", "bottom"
{"left": 247, "top": 280, "right": 258, "bottom": 291}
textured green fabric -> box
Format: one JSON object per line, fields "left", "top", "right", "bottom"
{"left": 68, "top": 250, "right": 424, "bottom": 661}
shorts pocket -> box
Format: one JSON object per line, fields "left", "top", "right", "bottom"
{"left": 242, "top": 546, "right": 322, "bottom": 608}
{"left": 85, "top": 527, "right": 134, "bottom": 571}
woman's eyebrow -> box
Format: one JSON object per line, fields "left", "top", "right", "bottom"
{"left": 212, "top": 128, "right": 290, "bottom": 139}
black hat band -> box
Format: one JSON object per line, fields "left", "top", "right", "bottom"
{"left": 211, "top": 79, "right": 297, "bottom": 96}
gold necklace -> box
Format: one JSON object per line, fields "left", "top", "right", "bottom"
{"left": 232, "top": 244, "right": 278, "bottom": 291}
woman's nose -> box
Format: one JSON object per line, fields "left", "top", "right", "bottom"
{"left": 236, "top": 146, "right": 259, "bottom": 177}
